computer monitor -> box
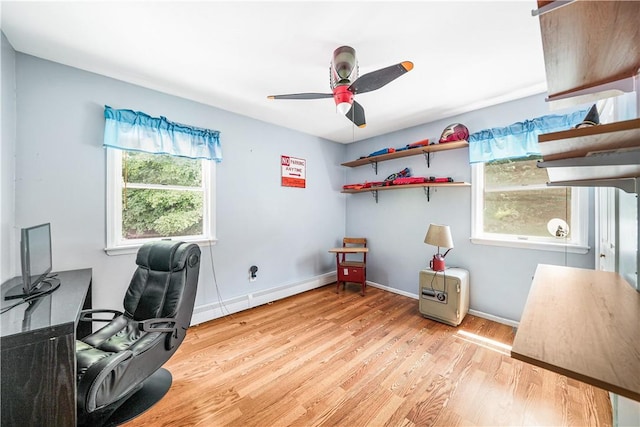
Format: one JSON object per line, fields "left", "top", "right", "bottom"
{"left": 4, "top": 223, "right": 55, "bottom": 300}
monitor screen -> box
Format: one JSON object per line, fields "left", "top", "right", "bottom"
{"left": 21, "top": 223, "right": 52, "bottom": 294}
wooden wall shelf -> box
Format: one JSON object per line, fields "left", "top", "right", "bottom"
{"left": 537, "top": 1, "right": 640, "bottom": 102}
{"left": 342, "top": 181, "right": 470, "bottom": 203}
{"left": 538, "top": 118, "right": 640, "bottom": 162}
{"left": 512, "top": 264, "right": 640, "bottom": 402}
{"left": 536, "top": 118, "right": 640, "bottom": 186}
{"left": 341, "top": 140, "right": 468, "bottom": 168}
{"left": 341, "top": 181, "right": 470, "bottom": 194}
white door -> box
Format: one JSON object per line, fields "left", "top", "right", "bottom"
{"left": 595, "top": 187, "right": 617, "bottom": 272}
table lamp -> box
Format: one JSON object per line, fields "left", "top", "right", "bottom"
{"left": 424, "top": 224, "right": 453, "bottom": 271}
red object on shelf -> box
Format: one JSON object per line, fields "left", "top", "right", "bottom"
{"left": 439, "top": 123, "right": 469, "bottom": 143}
{"left": 406, "top": 138, "right": 430, "bottom": 149}
{"left": 342, "top": 183, "right": 363, "bottom": 190}
{"left": 392, "top": 177, "right": 427, "bottom": 185}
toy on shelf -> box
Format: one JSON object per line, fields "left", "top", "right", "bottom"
{"left": 427, "top": 176, "right": 454, "bottom": 183}
{"left": 343, "top": 175, "right": 453, "bottom": 190}
{"left": 362, "top": 139, "right": 432, "bottom": 159}
{"left": 364, "top": 147, "right": 395, "bottom": 158}
{"left": 439, "top": 123, "right": 469, "bottom": 144}
{"left": 385, "top": 167, "right": 411, "bottom": 182}
{"left": 396, "top": 138, "right": 431, "bottom": 152}
{"left": 393, "top": 177, "right": 426, "bottom": 185}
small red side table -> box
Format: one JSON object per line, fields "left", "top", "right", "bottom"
{"left": 329, "top": 246, "right": 369, "bottom": 296}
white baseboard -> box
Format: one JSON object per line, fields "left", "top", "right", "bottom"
{"left": 366, "top": 280, "right": 418, "bottom": 299}
{"left": 192, "top": 274, "right": 519, "bottom": 329}
{"left": 467, "top": 309, "right": 519, "bottom": 328}
{"left": 190, "top": 271, "right": 336, "bottom": 325}
{"left": 367, "top": 280, "right": 520, "bottom": 328}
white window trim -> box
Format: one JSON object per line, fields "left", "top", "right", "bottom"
{"left": 105, "top": 148, "right": 217, "bottom": 255}
{"left": 470, "top": 163, "right": 590, "bottom": 254}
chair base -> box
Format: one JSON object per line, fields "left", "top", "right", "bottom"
{"left": 100, "top": 368, "right": 172, "bottom": 427}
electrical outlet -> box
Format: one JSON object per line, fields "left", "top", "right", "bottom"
{"left": 249, "top": 265, "right": 258, "bottom": 282}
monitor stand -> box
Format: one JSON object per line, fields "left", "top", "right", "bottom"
{"left": 3, "top": 278, "right": 60, "bottom": 301}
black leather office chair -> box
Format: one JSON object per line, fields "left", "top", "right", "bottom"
{"left": 76, "top": 240, "right": 201, "bottom": 426}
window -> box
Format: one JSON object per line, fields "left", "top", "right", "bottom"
{"left": 102, "top": 105, "right": 221, "bottom": 255}
{"left": 106, "top": 149, "right": 215, "bottom": 254}
{"left": 471, "top": 157, "right": 588, "bottom": 253}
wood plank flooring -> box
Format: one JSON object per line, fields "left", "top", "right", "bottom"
{"left": 124, "top": 284, "right": 612, "bottom": 426}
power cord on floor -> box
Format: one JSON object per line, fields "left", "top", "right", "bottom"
{"left": 206, "top": 240, "right": 234, "bottom": 320}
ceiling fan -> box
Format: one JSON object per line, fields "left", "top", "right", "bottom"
{"left": 268, "top": 46, "right": 413, "bottom": 128}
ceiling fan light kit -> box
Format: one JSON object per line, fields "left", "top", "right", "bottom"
{"left": 268, "top": 45, "right": 413, "bottom": 128}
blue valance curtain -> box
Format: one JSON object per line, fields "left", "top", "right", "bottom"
{"left": 103, "top": 105, "right": 222, "bottom": 162}
{"left": 468, "top": 108, "right": 589, "bottom": 164}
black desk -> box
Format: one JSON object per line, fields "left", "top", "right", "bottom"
{"left": 1, "top": 268, "right": 92, "bottom": 427}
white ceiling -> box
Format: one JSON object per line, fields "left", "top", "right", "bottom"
{"left": 1, "top": 1, "right": 548, "bottom": 143}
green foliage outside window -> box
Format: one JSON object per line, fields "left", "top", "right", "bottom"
{"left": 483, "top": 157, "right": 571, "bottom": 238}
{"left": 122, "top": 152, "right": 203, "bottom": 239}
{"left": 483, "top": 156, "right": 546, "bottom": 188}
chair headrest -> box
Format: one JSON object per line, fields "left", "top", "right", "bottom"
{"left": 136, "top": 240, "right": 191, "bottom": 271}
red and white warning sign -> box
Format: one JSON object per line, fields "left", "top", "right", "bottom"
{"left": 281, "top": 155, "right": 306, "bottom": 188}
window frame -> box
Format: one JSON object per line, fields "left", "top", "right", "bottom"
{"left": 105, "top": 148, "right": 216, "bottom": 255}
{"left": 471, "top": 161, "right": 590, "bottom": 254}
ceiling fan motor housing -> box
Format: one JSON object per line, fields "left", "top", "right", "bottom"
{"left": 331, "top": 46, "right": 358, "bottom": 88}
{"left": 333, "top": 85, "right": 354, "bottom": 111}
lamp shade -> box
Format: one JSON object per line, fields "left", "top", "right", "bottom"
{"left": 424, "top": 224, "right": 454, "bottom": 249}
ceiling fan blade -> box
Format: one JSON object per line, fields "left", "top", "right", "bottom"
{"left": 346, "top": 100, "right": 366, "bottom": 128}
{"left": 348, "top": 61, "right": 414, "bottom": 95}
{"left": 267, "top": 93, "right": 333, "bottom": 100}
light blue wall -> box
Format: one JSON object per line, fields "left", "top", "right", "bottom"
{"left": 1, "top": 33, "right": 17, "bottom": 282}
{"left": 344, "top": 93, "right": 595, "bottom": 322}
{"left": 6, "top": 45, "right": 596, "bottom": 324}
{"left": 12, "top": 52, "right": 346, "bottom": 314}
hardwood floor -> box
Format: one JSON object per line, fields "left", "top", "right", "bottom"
{"left": 124, "top": 284, "right": 612, "bottom": 426}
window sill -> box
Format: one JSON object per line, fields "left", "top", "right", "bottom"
{"left": 470, "top": 236, "right": 590, "bottom": 254}
{"left": 105, "top": 238, "right": 217, "bottom": 256}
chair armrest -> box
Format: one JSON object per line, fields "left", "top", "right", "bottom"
{"left": 77, "top": 349, "right": 134, "bottom": 413}
{"left": 137, "top": 318, "right": 177, "bottom": 333}
{"left": 79, "top": 309, "right": 122, "bottom": 323}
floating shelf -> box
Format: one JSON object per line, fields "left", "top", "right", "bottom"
{"left": 536, "top": 1, "right": 640, "bottom": 103}
{"left": 512, "top": 264, "right": 640, "bottom": 403}
{"left": 545, "top": 177, "right": 639, "bottom": 194}
{"left": 341, "top": 140, "right": 468, "bottom": 168}
{"left": 536, "top": 118, "right": 640, "bottom": 186}
{"left": 538, "top": 118, "right": 640, "bottom": 161}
